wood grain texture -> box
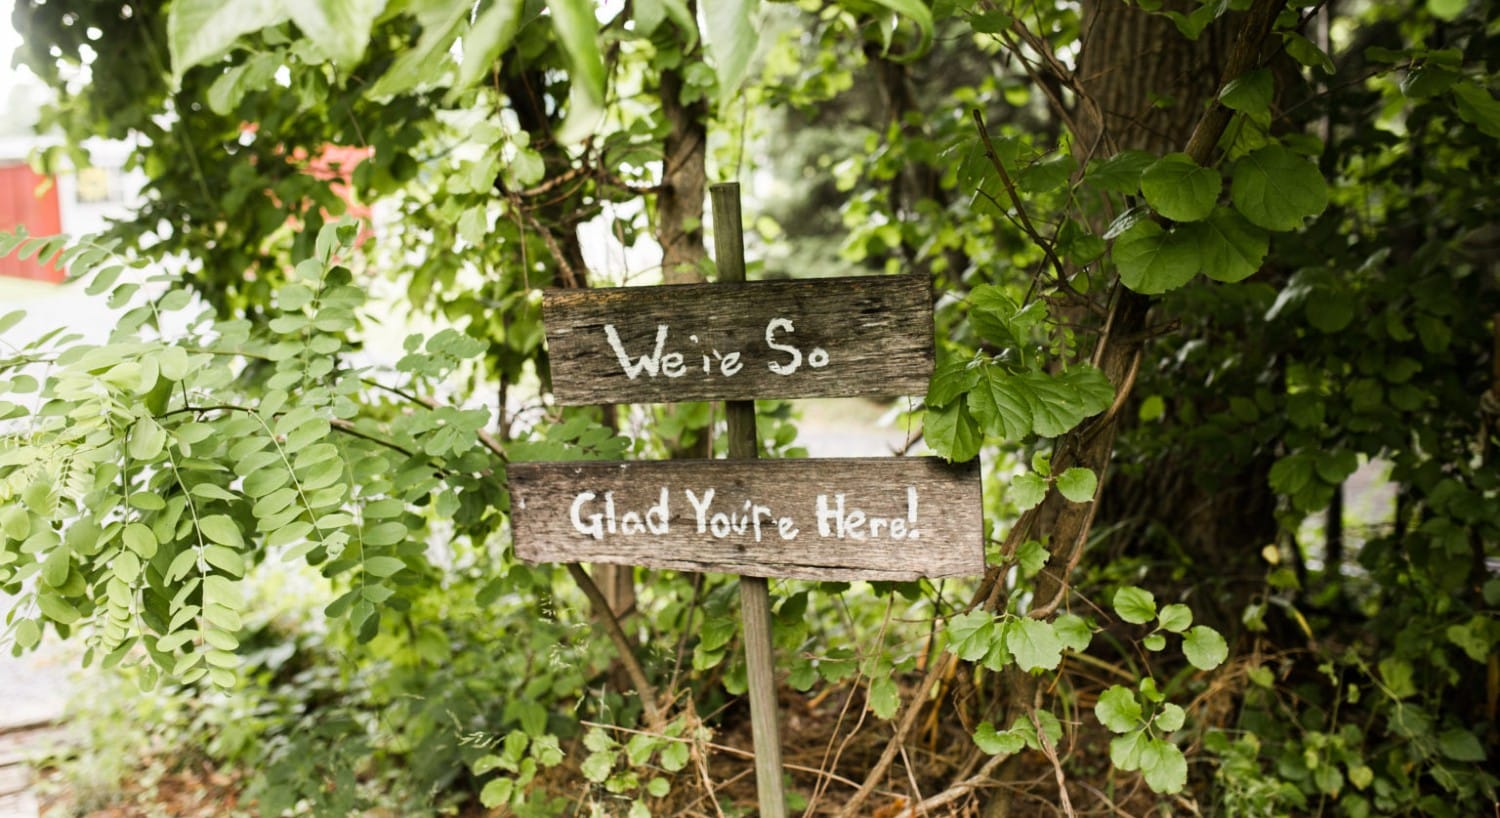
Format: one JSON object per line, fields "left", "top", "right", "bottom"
{"left": 508, "top": 457, "right": 984, "bottom": 581}
{"left": 542, "top": 275, "right": 933, "bottom": 405}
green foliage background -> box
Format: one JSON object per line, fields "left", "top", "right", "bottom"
{"left": 2, "top": 0, "right": 1497, "bottom": 815}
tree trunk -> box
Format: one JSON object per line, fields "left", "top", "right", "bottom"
{"left": 982, "top": 2, "right": 1286, "bottom": 813}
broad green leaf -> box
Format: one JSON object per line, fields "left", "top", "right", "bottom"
{"left": 1015, "top": 539, "right": 1048, "bottom": 578}
{"left": 13, "top": 619, "right": 41, "bottom": 650}
{"left": 703, "top": 0, "right": 758, "bottom": 106}
{"left": 286, "top": 0, "right": 387, "bottom": 66}
{"left": 945, "top": 610, "right": 996, "bottom": 662}
{"left": 968, "top": 368, "right": 1033, "bottom": 440}
{"left": 455, "top": 0, "right": 526, "bottom": 91}
{"left": 199, "top": 515, "right": 245, "bottom": 549}
{"left": 128, "top": 418, "right": 167, "bottom": 461}
{"left": 367, "top": 0, "right": 469, "bottom": 98}
{"left": 1143, "top": 633, "right": 1167, "bottom": 651}
{"left": 634, "top": 0, "right": 697, "bottom": 45}
{"left": 42, "top": 547, "right": 70, "bottom": 588}
{"left": 1428, "top": 0, "right": 1466, "bottom": 19}
{"left": 1140, "top": 153, "right": 1220, "bottom": 223}
{"left": 1437, "top": 728, "right": 1487, "bottom": 761}
{"left": 1086, "top": 150, "right": 1154, "bottom": 195}
{"left": 1095, "top": 685, "right": 1141, "bottom": 733}
{"left": 1113, "top": 586, "right": 1157, "bottom": 624}
{"left": 547, "top": 0, "right": 606, "bottom": 141}
{"left": 1182, "top": 625, "right": 1229, "bottom": 670}
{"left": 1009, "top": 472, "right": 1048, "bottom": 511}
{"left": 1055, "top": 467, "right": 1097, "bottom": 503}
{"left": 1230, "top": 146, "right": 1328, "bottom": 232}
{"left": 973, "top": 721, "right": 1026, "bottom": 755}
{"left": 479, "top": 777, "right": 514, "bottom": 808}
{"left": 204, "top": 545, "right": 246, "bottom": 577}
{"left": 122, "top": 523, "right": 158, "bottom": 558}
{"left": 169, "top": 0, "right": 289, "bottom": 81}
{"left": 364, "top": 555, "right": 406, "bottom": 577}
{"left": 115, "top": 550, "right": 142, "bottom": 583}
{"left": 924, "top": 401, "right": 982, "bottom": 462}
{"left": 1189, "top": 208, "right": 1268, "bottom": 282}
{"left": 1140, "top": 739, "right": 1188, "bottom": 793}
{"left": 1009, "top": 617, "right": 1063, "bottom": 671}
{"left": 0, "top": 309, "right": 24, "bottom": 335}
{"left": 868, "top": 675, "right": 900, "bottom": 718}
{"left": 1110, "top": 729, "right": 1148, "bottom": 771}
{"left": 1154, "top": 702, "right": 1186, "bottom": 732}
{"left": 1112, "top": 220, "right": 1199, "bottom": 294}
{"left": 1156, "top": 603, "right": 1192, "bottom": 633}
{"left": 1016, "top": 368, "right": 1112, "bottom": 438}
{"left": 1219, "top": 68, "right": 1273, "bottom": 116}
{"left": 1453, "top": 81, "right": 1500, "bottom": 139}
{"left": 865, "top": 0, "right": 934, "bottom": 61}
{"left": 1054, "top": 613, "right": 1092, "bottom": 652}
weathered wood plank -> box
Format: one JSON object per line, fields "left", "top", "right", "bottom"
{"left": 508, "top": 457, "right": 984, "bottom": 581}
{"left": 542, "top": 275, "right": 933, "bottom": 405}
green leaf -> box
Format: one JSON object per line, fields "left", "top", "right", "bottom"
{"left": 1156, "top": 604, "right": 1192, "bottom": 633}
{"left": 1054, "top": 613, "right": 1092, "bottom": 652}
{"left": 1055, "top": 467, "right": 1097, "bottom": 503}
{"left": 1140, "top": 153, "right": 1220, "bottom": 223}
{"left": 367, "top": 0, "right": 469, "bottom": 98}
{"left": 364, "top": 556, "right": 406, "bottom": 577}
{"left": 864, "top": 0, "right": 934, "bottom": 61}
{"left": 547, "top": 0, "right": 607, "bottom": 141}
{"left": 1437, "top": 728, "right": 1487, "bottom": 762}
{"left": 1452, "top": 81, "right": 1500, "bottom": 138}
{"left": 286, "top": 0, "right": 387, "bottom": 66}
{"left": 1230, "top": 145, "right": 1328, "bottom": 232}
{"left": 168, "top": 0, "right": 289, "bottom": 81}
{"left": 1015, "top": 539, "right": 1048, "bottom": 578}
{"left": 1140, "top": 739, "right": 1188, "bottom": 793}
{"left": 128, "top": 418, "right": 167, "bottom": 461}
{"left": 1110, "top": 729, "right": 1148, "bottom": 771}
{"left": 703, "top": 0, "right": 758, "bottom": 106}
{"left": 1008, "top": 472, "right": 1048, "bottom": 512}
{"left": 1182, "top": 625, "right": 1229, "bottom": 670}
{"left": 0, "top": 309, "right": 24, "bottom": 336}
{"left": 968, "top": 368, "right": 1034, "bottom": 440}
{"left": 973, "top": 721, "right": 1026, "bottom": 755}
{"left": 1112, "top": 220, "right": 1200, "bottom": 294}
{"left": 945, "top": 610, "right": 996, "bottom": 662}
{"left": 199, "top": 515, "right": 245, "bottom": 549}
{"left": 1113, "top": 586, "right": 1157, "bottom": 625}
{"left": 1188, "top": 208, "right": 1269, "bottom": 283}
{"left": 1154, "top": 702, "right": 1186, "bottom": 732}
{"left": 924, "top": 401, "right": 982, "bottom": 462}
{"left": 1096, "top": 685, "right": 1142, "bottom": 733}
{"left": 868, "top": 675, "right": 900, "bottom": 719}
{"left": 1009, "top": 617, "right": 1063, "bottom": 671}
{"left": 1086, "top": 150, "right": 1155, "bottom": 195}
{"left": 479, "top": 777, "right": 514, "bottom": 808}
{"left": 581, "top": 751, "right": 614, "bottom": 783}
{"left": 455, "top": 0, "right": 525, "bottom": 92}
{"left": 122, "top": 523, "right": 159, "bottom": 558}
{"left": 1220, "top": 68, "right": 1273, "bottom": 116}
{"left": 1426, "top": 0, "right": 1465, "bottom": 18}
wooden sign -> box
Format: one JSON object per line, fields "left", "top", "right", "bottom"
{"left": 542, "top": 274, "right": 933, "bottom": 405}
{"left": 508, "top": 457, "right": 983, "bottom": 582}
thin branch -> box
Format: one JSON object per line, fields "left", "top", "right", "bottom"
{"left": 893, "top": 752, "right": 1010, "bottom": 818}
{"left": 565, "top": 562, "right": 665, "bottom": 730}
{"left": 971, "top": 109, "right": 1076, "bottom": 296}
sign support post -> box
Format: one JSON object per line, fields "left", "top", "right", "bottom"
{"left": 711, "top": 182, "right": 788, "bottom": 818}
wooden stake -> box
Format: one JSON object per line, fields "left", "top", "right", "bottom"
{"left": 712, "top": 182, "right": 788, "bottom": 818}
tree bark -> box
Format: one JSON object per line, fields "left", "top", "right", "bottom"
{"left": 982, "top": 2, "right": 1288, "bottom": 813}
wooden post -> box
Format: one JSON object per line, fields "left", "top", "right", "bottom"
{"left": 712, "top": 182, "right": 787, "bottom": 818}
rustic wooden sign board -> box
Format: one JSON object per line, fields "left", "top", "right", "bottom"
{"left": 509, "top": 458, "right": 982, "bottom": 582}
{"left": 542, "top": 274, "right": 933, "bottom": 405}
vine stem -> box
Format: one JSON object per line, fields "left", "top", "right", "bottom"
{"left": 564, "top": 562, "right": 665, "bottom": 730}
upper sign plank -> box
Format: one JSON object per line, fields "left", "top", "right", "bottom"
{"left": 543, "top": 275, "right": 933, "bottom": 405}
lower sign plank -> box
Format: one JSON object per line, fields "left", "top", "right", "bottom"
{"left": 508, "top": 458, "right": 983, "bottom": 582}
